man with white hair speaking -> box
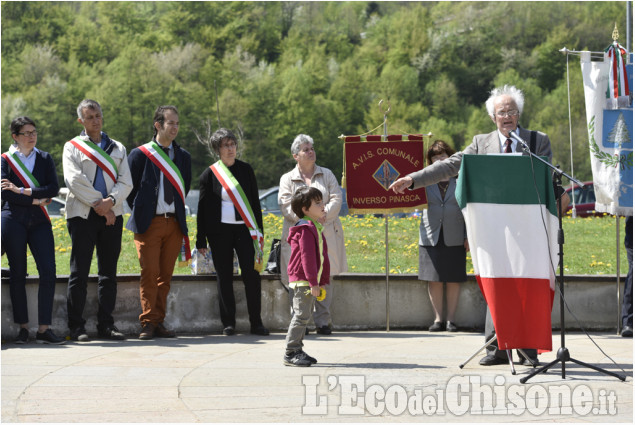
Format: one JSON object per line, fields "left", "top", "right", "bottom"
{"left": 390, "top": 84, "right": 569, "bottom": 367}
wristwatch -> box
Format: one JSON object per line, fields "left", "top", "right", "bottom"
{"left": 108, "top": 195, "right": 116, "bottom": 205}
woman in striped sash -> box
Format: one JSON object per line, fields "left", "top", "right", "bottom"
{"left": 1, "top": 116, "right": 65, "bottom": 344}
{"left": 196, "top": 128, "right": 269, "bottom": 336}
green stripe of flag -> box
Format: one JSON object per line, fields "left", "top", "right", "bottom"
{"left": 455, "top": 154, "right": 557, "bottom": 216}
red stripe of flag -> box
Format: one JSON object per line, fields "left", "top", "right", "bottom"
{"left": 477, "top": 276, "right": 554, "bottom": 353}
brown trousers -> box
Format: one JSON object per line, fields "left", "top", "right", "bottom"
{"left": 134, "top": 216, "right": 183, "bottom": 326}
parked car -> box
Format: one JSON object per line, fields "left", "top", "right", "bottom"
{"left": 185, "top": 189, "right": 199, "bottom": 216}
{"left": 46, "top": 196, "right": 66, "bottom": 218}
{"left": 259, "top": 186, "right": 350, "bottom": 217}
{"left": 47, "top": 187, "right": 69, "bottom": 217}
{"left": 50, "top": 187, "right": 190, "bottom": 217}
{"left": 565, "top": 182, "right": 604, "bottom": 217}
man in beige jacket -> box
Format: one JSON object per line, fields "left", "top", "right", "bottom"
{"left": 63, "top": 99, "right": 132, "bottom": 341}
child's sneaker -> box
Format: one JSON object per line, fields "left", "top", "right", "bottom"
{"left": 284, "top": 351, "right": 313, "bottom": 367}
{"left": 300, "top": 350, "right": 318, "bottom": 364}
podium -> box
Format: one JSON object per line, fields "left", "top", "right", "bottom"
{"left": 455, "top": 154, "right": 558, "bottom": 353}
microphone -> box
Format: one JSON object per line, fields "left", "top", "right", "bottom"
{"left": 507, "top": 131, "right": 530, "bottom": 151}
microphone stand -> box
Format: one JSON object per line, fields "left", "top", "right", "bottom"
{"left": 507, "top": 132, "right": 626, "bottom": 383}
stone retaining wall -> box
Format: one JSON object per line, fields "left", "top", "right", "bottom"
{"left": 1, "top": 273, "right": 624, "bottom": 339}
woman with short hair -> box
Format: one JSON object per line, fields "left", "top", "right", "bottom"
{"left": 196, "top": 128, "right": 269, "bottom": 336}
{"left": 419, "top": 140, "right": 468, "bottom": 332}
{"left": 1, "top": 116, "right": 65, "bottom": 344}
{"left": 278, "top": 134, "right": 348, "bottom": 334}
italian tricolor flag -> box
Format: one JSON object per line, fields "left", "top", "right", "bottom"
{"left": 456, "top": 155, "right": 558, "bottom": 352}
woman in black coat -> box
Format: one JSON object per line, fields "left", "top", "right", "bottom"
{"left": 1, "top": 116, "right": 65, "bottom": 344}
{"left": 196, "top": 128, "right": 268, "bottom": 337}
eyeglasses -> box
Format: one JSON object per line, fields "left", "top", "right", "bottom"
{"left": 495, "top": 110, "right": 519, "bottom": 118}
{"left": 18, "top": 130, "right": 38, "bottom": 137}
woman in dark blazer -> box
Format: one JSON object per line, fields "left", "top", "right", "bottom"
{"left": 1, "top": 116, "right": 65, "bottom": 344}
{"left": 419, "top": 140, "right": 469, "bottom": 333}
{"left": 196, "top": 128, "right": 268, "bottom": 336}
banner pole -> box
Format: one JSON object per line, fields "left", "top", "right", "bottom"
{"left": 616, "top": 216, "right": 621, "bottom": 334}
{"left": 379, "top": 100, "right": 392, "bottom": 332}
{"left": 385, "top": 214, "right": 390, "bottom": 332}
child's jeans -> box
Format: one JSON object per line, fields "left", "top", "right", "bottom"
{"left": 284, "top": 285, "right": 315, "bottom": 354}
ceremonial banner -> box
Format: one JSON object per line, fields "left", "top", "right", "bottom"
{"left": 581, "top": 51, "right": 633, "bottom": 216}
{"left": 456, "top": 155, "right": 558, "bottom": 352}
{"left": 343, "top": 136, "right": 427, "bottom": 214}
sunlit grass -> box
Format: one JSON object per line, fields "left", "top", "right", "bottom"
{"left": 1, "top": 214, "right": 629, "bottom": 276}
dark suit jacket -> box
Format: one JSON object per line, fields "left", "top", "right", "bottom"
{"left": 1, "top": 149, "right": 59, "bottom": 226}
{"left": 196, "top": 159, "right": 263, "bottom": 249}
{"left": 125, "top": 141, "right": 191, "bottom": 235}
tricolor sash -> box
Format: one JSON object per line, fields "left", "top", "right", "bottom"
{"left": 210, "top": 161, "right": 264, "bottom": 272}
{"left": 1, "top": 150, "right": 50, "bottom": 221}
{"left": 68, "top": 136, "right": 118, "bottom": 183}
{"left": 138, "top": 141, "right": 186, "bottom": 202}
{"left": 139, "top": 141, "right": 191, "bottom": 262}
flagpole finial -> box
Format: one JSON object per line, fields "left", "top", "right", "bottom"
{"left": 612, "top": 22, "right": 619, "bottom": 42}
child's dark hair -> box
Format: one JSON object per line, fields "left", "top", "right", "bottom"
{"left": 291, "top": 187, "right": 323, "bottom": 218}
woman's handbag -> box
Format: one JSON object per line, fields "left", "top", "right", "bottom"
{"left": 265, "top": 238, "right": 281, "bottom": 274}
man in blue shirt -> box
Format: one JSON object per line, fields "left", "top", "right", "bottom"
{"left": 63, "top": 99, "right": 132, "bottom": 341}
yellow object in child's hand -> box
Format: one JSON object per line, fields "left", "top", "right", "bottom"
{"left": 305, "top": 287, "right": 327, "bottom": 301}
{"left": 316, "top": 287, "right": 326, "bottom": 301}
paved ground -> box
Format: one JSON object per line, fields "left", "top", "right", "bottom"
{"left": 1, "top": 330, "right": 632, "bottom": 423}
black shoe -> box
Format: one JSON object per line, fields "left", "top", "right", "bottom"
{"left": 305, "top": 328, "right": 310, "bottom": 335}
{"left": 300, "top": 350, "right": 318, "bottom": 364}
{"left": 139, "top": 323, "right": 155, "bottom": 340}
{"left": 316, "top": 326, "right": 332, "bottom": 335}
{"left": 428, "top": 321, "right": 444, "bottom": 332}
{"left": 70, "top": 327, "right": 89, "bottom": 342}
{"left": 250, "top": 325, "right": 270, "bottom": 336}
{"left": 98, "top": 326, "right": 125, "bottom": 340}
{"left": 621, "top": 325, "right": 633, "bottom": 338}
{"left": 283, "top": 351, "right": 312, "bottom": 367}
{"left": 479, "top": 354, "right": 507, "bottom": 366}
{"left": 36, "top": 329, "right": 66, "bottom": 345}
{"left": 14, "top": 328, "right": 29, "bottom": 344}
{"left": 223, "top": 326, "right": 235, "bottom": 336}
{"left": 154, "top": 323, "right": 176, "bottom": 338}
{"left": 519, "top": 356, "right": 540, "bottom": 367}
{"left": 446, "top": 321, "right": 458, "bottom": 332}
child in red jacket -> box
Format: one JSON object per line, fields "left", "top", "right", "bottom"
{"left": 283, "top": 187, "right": 330, "bottom": 366}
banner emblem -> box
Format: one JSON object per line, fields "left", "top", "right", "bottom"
{"left": 373, "top": 160, "right": 400, "bottom": 190}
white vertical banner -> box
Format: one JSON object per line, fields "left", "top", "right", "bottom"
{"left": 580, "top": 52, "right": 633, "bottom": 216}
